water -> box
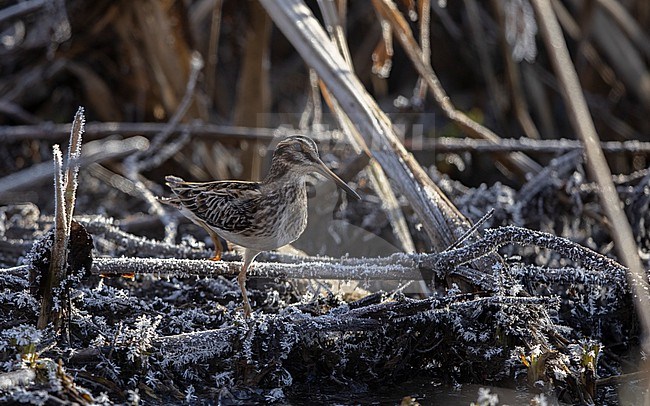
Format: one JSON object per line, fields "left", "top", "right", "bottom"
{"left": 289, "top": 378, "right": 562, "bottom": 405}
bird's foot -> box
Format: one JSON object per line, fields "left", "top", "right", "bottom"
{"left": 242, "top": 301, "right": 252, "bottom": 318}
{"left": 209, "top": 253, "right": 222, "bottom": 261}
{"left": 234, "top": 304, "right": 252, "bottom": 318}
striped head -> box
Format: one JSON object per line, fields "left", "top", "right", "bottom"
{"left": 271, "top": 135, "right": 321, "bottom": 172}
{"left": 265, "top": 136, "right": 360, "bottom": 200}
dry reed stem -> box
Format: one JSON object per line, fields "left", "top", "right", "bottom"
{"left": 0, "top": 0, "right": 47, "bottom": 25}
{"left": 464, "top": 0, "right": 507, "bottom": 135}
{"left": 205, "top": 0, "right": 224, "bottom": 103}
{"left": 531, "top": 0, "right": 650, "bottom": 355}
{"left": 372, "top": 0, "right": 541, "bottom": 175}
{"left": 490, "top": 0, "right": 541, "bottom": 140}
{"left": 594, "top": 0, "right": 650, "bottom": 60}
{"left": 316, "top": 0, "right": 416, "bottom": 255}
{"left": 258, "top": 0, "right": 490, "bottom": 262}
{"left": 552, "top": 0, "right": 627, "bottom": 108}
{"left": 36, "top": 145, "right": 66, "bottom": 330}
{"left": 36, "top": 109, "right": 86, "bottom": 331}
{"left": 63, "top": 107, "right": 84, "bottom": 237}
{"left": 412, "top": 0, "right": 430, "bottom": 103}
{"left": 124, "top": 53, "right": 203, "bottom": 243}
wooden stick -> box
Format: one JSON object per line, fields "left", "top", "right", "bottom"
{"left": 4, "top": 121, "right": 650, "bottom": 155}
{"left": 89, "top": 226, "right": 627, "bottom": 285}
{"left": 407, "top": 137, "right": 650, "bottom": 154}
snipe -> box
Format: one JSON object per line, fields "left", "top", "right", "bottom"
{"left": 162, "top": 136, "right": 359, "bottom": 317}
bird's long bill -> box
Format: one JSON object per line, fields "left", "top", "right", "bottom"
{"left": 315, "top": 160, "right": 361, "bottom": 200}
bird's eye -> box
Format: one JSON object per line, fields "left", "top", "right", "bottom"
{"left": 292, "top": 143, "right": 303, "bottom": 152}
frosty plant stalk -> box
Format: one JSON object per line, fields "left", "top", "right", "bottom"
{"left": 36, "top": 107, "right": 85, "bottom": 331}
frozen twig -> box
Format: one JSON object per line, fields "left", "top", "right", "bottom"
{"left": 0, "top": 122, "right": 286, "bottom": 143}
{"left": 155, "top": 327, "right": 239, "bottom": 367}
{"left": 420, "top": 137, "right": 650, "bottom": 154}
{"left": 63, "top": 107, "right": 84, "bottom": 238}
{"left": 36, "top": 109, "right": 86, "bottom": 332}
{"left": 510, "top": 264, "right": 626, "bottom": 291}
{"left": 89, "top": 225, "right": 627, "bottom": 290}
{"left": 0, "top": 369, "right": 36, "bottom": 390}
{"left": 445, "top": 208, "right": 494, "bottom": 251}
{"left": 4, "top": 121, "right": 649, "bottom": 155}
{"left": 515, "top": 149, "right": 583, "bottom": 207}
{"left": 90, "top": 256, "right": 420, "bottom": 281}
{"left": 426, "top": 225, "right": 627, "bottom": 275}
{"left": 77, "top": 216, "right": 208, "bottom": 259}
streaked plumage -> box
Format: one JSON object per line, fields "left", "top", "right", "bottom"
{"left": 162, "top": 135, "right": 359, "bottom": 317}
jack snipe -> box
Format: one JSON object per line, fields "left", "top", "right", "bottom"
{"left": 162, "top": 136, "right": 359, "bottom": 317}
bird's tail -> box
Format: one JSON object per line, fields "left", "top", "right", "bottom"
{"left": 157, "top": 195, "right": 181, "bottom": 208}
{"left": 158, "top": 175, "right": 187, "bottom": 208}
{"left": 165, "top": 175, "right": 186, "bottom": 186}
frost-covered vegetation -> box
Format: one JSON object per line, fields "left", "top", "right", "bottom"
{"left": 2, "top": 143, "right": 650, "bottom": 403}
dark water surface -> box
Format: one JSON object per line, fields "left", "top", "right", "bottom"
{"left": 289, "top": 378, "right": 562, "bottom": 405}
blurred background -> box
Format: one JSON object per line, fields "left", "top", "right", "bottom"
{"left": 2, "top": 1, "right": 648, "bottom": 162}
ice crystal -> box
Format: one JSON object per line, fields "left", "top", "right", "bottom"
{"left": 472, "top": 387, "right": 499, "bottom": 406}
{"left": 97, "top": 358, "right": 121, "bottom": 382}
{"left": 531, "top": 393, "right": 549, "bottom": 406}
{"left": 127, "top": 388, "right": 140, "bottom": 405}
{"left": 184, "top": 384, "right": 197, "bottom": 403}
{"left": 144, "top": 371, "right": 161, "bottom": 388}
{"left": 447, "top": 283, "right": 461, "bottom": 296}
{"left": 130, "top": 315, "right": 161, "bottom": 353}
{"left": 0, "top": 291, "right": 38, "bottom": 311}
{"left": 213, "top": 371, "right": 233, "bottom": 389}
{"left": 2, "top": 324, "right": 42, "bottom": 348}
{"left": 484, "top": 347, "right": 503, "bottom": 360}
{"left": 265, "top": 387, "right": 285, "bottom": 402}
{"left": 0, "top": 387, "right": 49, "bottom": 405}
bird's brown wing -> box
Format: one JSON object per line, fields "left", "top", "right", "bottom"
{"left": 165, "top": 176, "right": 261, "bottom": 234}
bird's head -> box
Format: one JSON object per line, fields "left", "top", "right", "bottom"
{"left": 268, "top": 136, "right": 360, "bottom": 200}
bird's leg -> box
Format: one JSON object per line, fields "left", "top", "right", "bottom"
{"left": 198, "top": 221, "right": 223, "bottom": 261}
{"left": 206, "top": 228, "right": 223, "bottom": 261}
{"left": 237, "top": 266, "right": 252, "bottom": 318}
{"left": 238, "top": 249, "right": 259, "bottom": 318}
